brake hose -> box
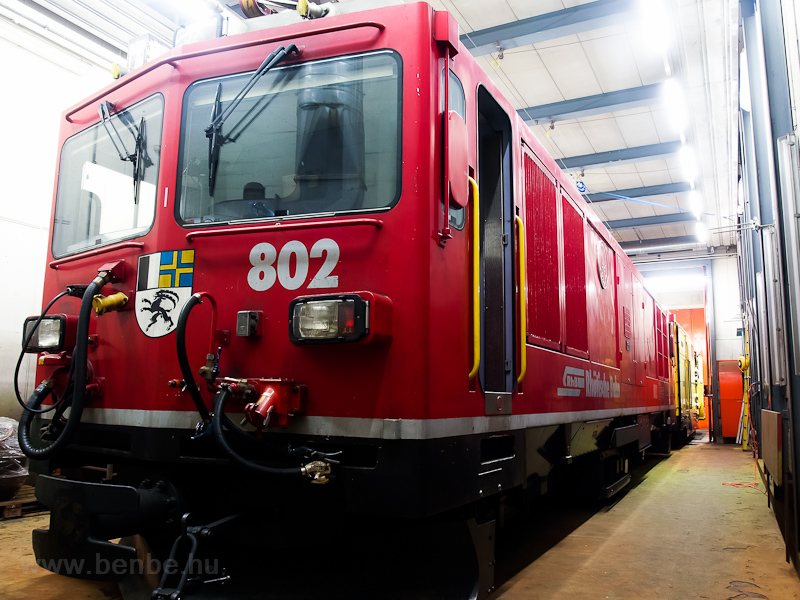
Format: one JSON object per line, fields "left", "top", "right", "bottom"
{"left": 212, "top": 388, "right": 302, "bottom": 476}
{"left": 178, "top": 293, "right": 337, "bottom": 474}
{"left": 175, "top": 294, "right": 213, "bottom": 422}
{"left": 19, "top": 280, "right": 100, "bottom": 459}
{"left": 177, "top": 294, "right": 269, "bottom": 449}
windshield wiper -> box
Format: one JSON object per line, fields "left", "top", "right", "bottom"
{"left": 204, "top": 43, "right": 299, "bottom": 196}
{"left": 133, "top": 117, "right": 147, "bottom": 204}
{"left": 225, "top": 69, "right": 289, "bottom": 143}
{"left": 206, "top": 83, "right": 223, "bottom": 200}
{"left": 98, "top": 101, "right": 149, "bottom": 203}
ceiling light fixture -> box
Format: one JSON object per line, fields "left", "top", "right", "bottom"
{"left": 695, "top": 220, "right": 708, "bottom": 243}
{"left": 643, "top": 273, "right": 709, "bottom": 294}
{"left": 636, "top": 0, "right": 672, "bottom": 57}
{"left": 679, "top": 145, "right": 699, "bottom": 183}
{"left": 687, "top": 190, "right": 704, "bottom": 219}
{"left": 0, "top": 0, "right": 120, "bottom": 68}
{"left": 663, "top": 78, "right": 687, "bottom": 139}
{"left": 156, "top": 0, "right": 218, "bottom": 26}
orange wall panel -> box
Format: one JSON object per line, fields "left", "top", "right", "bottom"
{"left": 673, "top": 308, "right": 709, "bottom": 385}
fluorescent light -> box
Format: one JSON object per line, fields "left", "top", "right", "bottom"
{"left": 695, "top": 220, "right": 707, "bottom": 242}
{"left": 740, "top": 48, "right": 751, "bottom": 113}
{"left": 687, "top": 190, "right": 704, "bottom": 218}
{"left": 637, "top": 0, "right": 672, "bottom": 55}
{"left": 663, "top": 78, "right": 686, "bottom": 135}
{"left": 157, "top": 0, "right": 218, "bottom": 24}
{"left": 0, "top": 0, "right": 120, "bottom": 69}
{"left": 644, "top": 273, "right": 709, "bottom": 294}
{"left": 679, "top": 145, "right": 698, "bottom": 183}
{"left": 737, "top": 179, "right": 745, "bottom": 215}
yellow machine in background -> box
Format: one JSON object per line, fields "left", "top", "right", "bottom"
{"left": 670, "top": 319, "right": 696, "bottom": 435}
{"left": 693, "top": 352, "right": 705, "bottom": 420}
{"left": 738, "top": 328, "right": 751, "bottom": 450}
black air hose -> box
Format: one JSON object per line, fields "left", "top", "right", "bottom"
{"left": 19, "top": 280, "right": 99, "bottom": 459}
{"left": 212, "top": 388, "right": 302, "bottom": 476}
{"left": 177, "top": 293, "right": 328, "bottom": 464}
{"left": 176, "top": 295, "right": 260, "bottom": 446}
{"left": 175, "top": 294, "right": 212, "bottom": 422}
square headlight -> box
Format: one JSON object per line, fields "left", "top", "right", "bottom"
{"left": 22, "top": 316, "right": 66, "bottom": 353}
{"left": 289, "top": 295, "right": 368, "bottom": 344}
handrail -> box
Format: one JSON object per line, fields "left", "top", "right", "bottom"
{"left": 185, "top": 218, "right": 383, "bottom": 241}
{"left": 468, "top": 176, "right": 480, "bottom": 381}
{"left": 49, "top": 241, "right": 144, "bottom": 269}
{"left": 439, "top": 45, "right": 452, "bottom": 245}
{"left": 515, "top": 215, "right": 527, "bottom": 385}
{"left": 65, "top": 20, "right": 386, "bottom": 123}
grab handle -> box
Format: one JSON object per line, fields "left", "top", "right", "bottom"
{"left": 515, "top": 215, "right": 527, "bottom": 384}
{"left": 468, "top": 176, "right": 480, "bottom": 380}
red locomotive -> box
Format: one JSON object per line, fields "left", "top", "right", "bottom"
{"left": 16, "top": 2, "right": 677, "bottom": 597}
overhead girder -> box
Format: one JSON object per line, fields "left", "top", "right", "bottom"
{"left": 558, "top": 140, "right": 682, "bottom": 172}
{"left": 605, "top": 211, "right": 697, "bottom": 230}
{"left": 518, "top": 83, "right": 664, "bottom": 124}
{"left": 586, "top": 182, "right": 692, "bottom": 203}
{"left": 460, "top": 0, "right": 637, "bottom": 57}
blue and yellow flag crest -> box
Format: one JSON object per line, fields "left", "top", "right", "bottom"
{"left": 135, "top": 250, "right": 196, "bottom": 338}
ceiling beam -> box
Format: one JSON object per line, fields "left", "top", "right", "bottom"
{"left": 558, "top": 140, "right": 682, "bottom": 172}
{"left": 620, "top": 235, "right": 702, "bottom": 254}
{"left": 29, "top": 0, "right": 171, "bottom": 49}
{"left": 636, "top": 259, "right": 712, "bottom": 272}
{"left": 586, "top": 182, "right": 692, "bottom": 203}
{"left": 1, "top": 0, "right": 127, "bottom": 57}
{"left": 605, "top": 212, "right": 697, "bottom": 230}
{"left": 519, "top": 83, "right": 664, "bottom": 124}
{"left": 461, "top": 0, "right": 637, "bottom": 57}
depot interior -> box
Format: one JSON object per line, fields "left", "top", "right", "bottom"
{"left": 1, "top": 0, "right": 799, "bottom": 594}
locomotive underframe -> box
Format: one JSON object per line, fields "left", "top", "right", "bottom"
{"left": 32, "top": 411, "right": 665, "bottom": 589}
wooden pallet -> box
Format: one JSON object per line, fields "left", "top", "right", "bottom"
{"left": 0, "top": 485, "right": 47, "bottom": 520}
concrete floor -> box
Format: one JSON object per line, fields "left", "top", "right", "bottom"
{"left": 495, "top": 436, "right": 800, "bottom": 600}
{"left": 0, "top": 513, "right": 121, "bottom": 600}
{"left": 1, "top": 437, "right": 798, "bottom": 599}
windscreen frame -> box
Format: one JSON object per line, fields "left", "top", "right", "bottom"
{"left": 51, "top": 93, "right": 165, "bottom": 259}
{"left": 174, "top": 49, "right": 404, "bottom": 228}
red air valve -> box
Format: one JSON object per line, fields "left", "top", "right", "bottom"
{"left": 244, "top": 381, "right": 306, "bottom": 431}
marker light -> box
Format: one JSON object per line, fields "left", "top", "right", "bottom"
{"left": 22, "top": 316, "right": 66, "bottom": 353}
{"left": 289, "top": 295, "right": 368, "bottom": 343}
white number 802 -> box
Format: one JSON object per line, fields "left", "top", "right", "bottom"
{"left": 247, "top": 238, "right": 340, "bottom": 291}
